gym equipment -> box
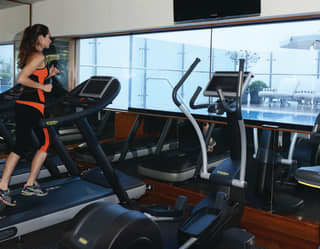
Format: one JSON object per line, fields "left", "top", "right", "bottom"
{"left": 255, "top": 128, "right": 304, "bottom": 213}
{"left": 296, "top": 113, "right": 320, "bottom": 188}
{"left": 253, "top": 110, "right": 320, "bottom": 190}
{"left": 137, "top": 117, "right": 227, "bottom": 182}
{"left": 60, "top": 58, "right": 256, "bottom": 249}
{"left": 136, "top": 74, "right": 229, "bottom": 183}
{"left": 0, "top": 76, "right": 145, "bottom": 242}
{"left": 74, "top": 113, "right": 179, "bottom": 165}
{"left": 189, "top": 71, "right": 252, "bottom": 181}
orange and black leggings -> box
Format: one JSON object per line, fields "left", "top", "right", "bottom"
{"left": 13, "top": 103, "right": 50, "bottom": 156}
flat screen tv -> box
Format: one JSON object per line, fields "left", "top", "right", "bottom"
{"left": 173, "top": 0, "right": 261, "bottom": 23}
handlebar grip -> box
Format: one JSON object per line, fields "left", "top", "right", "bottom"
{"left": 189, "top": 86, "right": 209, "bottom": 109}
{"left": 172, "top": 58, "right": 201, "bottom": 107}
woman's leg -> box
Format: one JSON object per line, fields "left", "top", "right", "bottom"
{"left": 22, "top": 148, "right": 48, "bottom": 196}
{"left": 0, "top": 152, "right": 21, "bottom": 190}
{"left": 0, "top": 152, "right": 19, "bottom": 206}
{"left": 26, "top": 113, "right": 50, "bottom": 186}
{"left": 22, "top": 109, "right": 50, "bottom": 196}
{"left": 26, "top": 150, "right": 47, "bottom": 186}
{"left": 0, "top": 104, "right": 32, "bottom": 191}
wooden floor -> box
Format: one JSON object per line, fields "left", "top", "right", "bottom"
{"left": 140, "top": 178, "right": 320, "bottom": 249}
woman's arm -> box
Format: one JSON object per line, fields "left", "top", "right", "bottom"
{"left": 48, "top": 64, "right": 60, "bottom": 78}
{"left": 16, "top": 52, "right": 52, "bottom": 92}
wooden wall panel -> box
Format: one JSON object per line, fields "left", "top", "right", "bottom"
{"left": 114, "top": 112, "right": 145, "bottom": 140}
{"left": 241, "top": 206, "right": 320, "bottom": 249}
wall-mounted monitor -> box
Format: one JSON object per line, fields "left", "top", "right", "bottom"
{"left": 173, "top": 0, "right": 261, "bottom": 23}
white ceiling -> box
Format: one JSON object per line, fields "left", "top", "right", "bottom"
{"left": 0, "top": 0, "right": 45, "bottom": 10}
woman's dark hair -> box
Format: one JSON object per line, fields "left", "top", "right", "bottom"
{"left": 18, "top": 24, "right": 49, "bottom": 69}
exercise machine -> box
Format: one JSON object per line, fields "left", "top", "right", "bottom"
{"left": 254, "top": 128, "right": 304, "bottom": 213}
{"left": 74, "top": 113, "right": 179, "bottom": 165}
{"left": 0, "top": 76, "right": 145, "bottom": 242}
{"left": 295, "top": 113, "right": 320, "bottom": 188}
{"left": 60, "top": 58, "right": 256, "bottom": 249}
{"left": 136, "top": 74, "right": 229, "bottom": 183}
{"left": 137, "top": 117, "right": 228, "bottom": 182}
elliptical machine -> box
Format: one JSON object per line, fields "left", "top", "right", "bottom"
{"left": 60, "top": 58, "right": 256, "bottom": 249}
{"left": 295, "top": 113, "right": 320, "bottom": 188}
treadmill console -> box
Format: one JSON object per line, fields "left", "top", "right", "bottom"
{"left": 41, "top": 76, "right": 120, "bottom": 128}
{"left": 203, "top": 72, "right": 250, "bottom": 97}
{"left": 79, "top": 76, "right": 114, "bottom": 99}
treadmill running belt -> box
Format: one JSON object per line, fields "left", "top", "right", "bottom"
{"left": 0, "top": 178, "right": 112, "bottom": 228}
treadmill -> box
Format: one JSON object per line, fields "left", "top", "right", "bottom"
{"left": 136, "top": 120, "right": 228, "bottom": 182}
{"left": 0, "top": 76, "right": 145, "bottom": 242}
{"left": 0, "top": 85, "right": 66, "bottom": 186}
{"left": 73, "top": 113, "right": 179, "bottom": 165}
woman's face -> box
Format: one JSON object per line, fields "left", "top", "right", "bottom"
{"left": 38, "top": 33, "right": 52, "bottom": 50}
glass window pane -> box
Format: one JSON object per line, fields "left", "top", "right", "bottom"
{"left": 45, "top": 38, "right": 70, "bottom": 90}
{"left": 212, "top": 19, "right": 320, "bottom": 127}
{"left": 131, "top": 30, "right": 211, "bottom": 112}
{"left": 0, "top": 44, "right": 14, "bottom": 93}
{"left": 79, "top": 37, "right": 130, "bottom": 109}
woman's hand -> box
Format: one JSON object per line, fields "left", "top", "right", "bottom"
{"left": 48, "top": 64, "right": 60, "bottom": 78}
{"left": 42, "top": 84, "right": 53, "bottom": 93}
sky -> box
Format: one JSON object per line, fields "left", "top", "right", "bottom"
{"left": 138, "top": 19, "right": 320, "bottom": 52}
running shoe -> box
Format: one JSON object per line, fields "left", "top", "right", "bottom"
{"left": 0, "top": 189, "right": 16, "bottom": 207}
{"left": 21, "top": 183, "right": 48, "bottom": 197}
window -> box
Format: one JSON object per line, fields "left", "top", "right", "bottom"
{"left": 79, "top": 37, "right": 130, "bottom": 110}
{"left": 79, "top": 30, "right": 211, "bottom": 111}
{"left": 212, "top": 20, "right": 320, "bottom": 128}
{"left": 131, "top": 30, "right": 211, "bottom": 112}
{"left": 0, "top": 44, "right": 14, "bottom": 93}
{"left": 78, "top": 18, "right": 320, "bottom": 129}
{"left": 45, "top": 38, "right": 70, "bottom": 90}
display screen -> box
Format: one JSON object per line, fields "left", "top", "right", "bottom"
{"left": 204, "top": 72, "right": 249, "bottom": 97}
{"left": 79, "top": 77, "right": 112, "bottom": 98}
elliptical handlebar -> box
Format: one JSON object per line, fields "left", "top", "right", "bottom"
{"left": 235, "top": 59, "right": 245, "bottom": 119}
{"left": 172, "top": 57, "right": 201, "bottom": 107}
{"left": 189, "top": 83, "right": 238, "bottom": 116}
{"left": 189, "top": 86, "right": 211, "bottom": 110}
{"left": 189, "top": 86, "right": 237, "bottom": 114}
{"left": 216, "top": 88, "right": 236, "bottom": 113}
{"left": 189, "top": 59, "right": 249, "bottom": 116}
{"left": 216, "top": 59, "right": 245, "bottom": 117}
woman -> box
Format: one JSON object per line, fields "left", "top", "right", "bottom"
{"left": 0, "top": 24, "right": 59, "bottom": 206}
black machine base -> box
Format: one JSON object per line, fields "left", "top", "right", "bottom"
{"left": 296, "top": 166, "right": 320, "bottom": 188}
